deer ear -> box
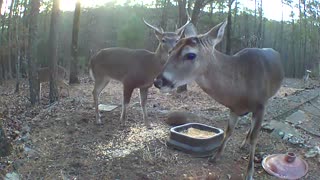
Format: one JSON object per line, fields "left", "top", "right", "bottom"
{"left": 184, "top": 23, "right": 197, "bottom": 37}
{"left": 203, "top": 20, "right": 227, "bottom": 45}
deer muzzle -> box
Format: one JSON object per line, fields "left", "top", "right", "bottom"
{"left": 154, "top": 74, "right": 174, "bottom": 90}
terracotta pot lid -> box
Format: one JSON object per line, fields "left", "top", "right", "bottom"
{"left": 262, "top": 152, "right": 308, "bottom": 179}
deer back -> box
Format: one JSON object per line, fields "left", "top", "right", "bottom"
{"left": 38, "top": 65, "right": 68, "bottom": 83}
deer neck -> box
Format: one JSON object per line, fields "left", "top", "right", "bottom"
{"left": 155, "top": 44, "right": 169, "bottom": 65}
{"left": 195, "top": 48, "right": 245, "bottom": 109}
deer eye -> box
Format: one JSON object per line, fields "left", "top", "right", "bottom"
{"left": 185, "top": 53, "right": 197, "bottom": 60}
{"left": 162, "top": 39, "right": 166, "bottom": 43}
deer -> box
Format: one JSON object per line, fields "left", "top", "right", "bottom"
{"left": 154, "top": 21, "right": 284, "bottom": 180}
{"left": 89, "top": 18, "right": 190, "bottom": 127}
{"left": 37, "top": 65, "right": 70, "bottom": 99}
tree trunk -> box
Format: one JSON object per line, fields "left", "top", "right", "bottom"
{"left": 176, "top": 0, "right": 188, "bottom": 93}
{"left": 233, "top": 0, "right": 238, "bottom": 37}
{"left": 254, "top": 0, "right": 257, "bottom": 31}
{"left": 0, "top": 118, "right": 13, "bottom": 157}
{"left": 21, "top": 0, "right": 29, "bottom": 79}
{"left": 0, "top": 0, "right": 3, "bottom": 15}
{"left": 160, "top": 0, "right": 170, "bottom": 31}
{"left": 302, "top": 0, "right": 307, "bottom": 75}
{"left": 244, "top": 12, "right": 249, "bottom": 47}
{"left": 279, "top": 0, "right": 284, "bottom": 56}
{"left": 298, "top": 0, "right": 302, "bottom": 77}
{"left": 69, "top": 0, "right": 81, "bottom": 84}
{"left": 0, "top": 0, "right": 4, "bottom": 84}
{"left": 48, "top": 0, "right": 60, "bottom": 103}
{"left": 191, "top": 0, "right": 203, "bottom": 26}
{"left": 7, "top": 0, "right": 15, "bottom": 79}
{"left": 1, "top": 2, "right": 7, "bottom": 81}
{"left": 257, "top": 0, "right": 263, "bottom": 48}
{"left": 14, "top": 0, "right": 22, "bottom": 93}
{"left": 291, "top": 16, "right": 296, "bottom": 77}
{"left": 226, "top": 0, "right": 235, "bottom": 55}
{"left": 209, "top": 2, "right": 213, "bottom": 20}
{"left": 177, "top": 0, "right": 187, "bottom": 27}
{"left": 27, "top": 0, "right": 40, "bottom": 105}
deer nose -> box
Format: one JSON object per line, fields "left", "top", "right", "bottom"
{"left": 154, "top": 78, "right": 163, "bottom": 89}
{"left": 154, "top": 74, "right": 174, "bottom": 89}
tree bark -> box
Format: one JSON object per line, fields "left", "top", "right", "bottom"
{"left": 191, "top": 0, "right": 203, "bottom": 26}
{"left": 298, "top": 0, "right": 302, "bottom": 77}
{"left": 7, "top": 0, "right": 15, "bottom": 79}
{"left": 0, "top": 0, "right": 4, "bottom": 84}
{"left": 176, "top": 0, "right": 188, "bottom": 93}
{"left": 160, "top": 0, "right": 170, "bottom": 31}
{"left": 0, "top": 118, "right": 12, "bottom": 157}
{"left": 302, "top": 0, "right": 307, "bottom": 76}
{"left": 257, "top": 0, "right": 263, "bottom": 48}
{"left": 177, "top": 0, "right": 187, "bottom": 27}
{"left": 226, "top": 0, "right": 235, "bottom": 55}
{"left": 291, "top": 14, "right": 296, "bottom": 77}
{"left": 48, "top": 0, "right": 60, "bottom": 103}
{"left": 0, "top": 0, "right": 3, "bottom": 15}
{"left": 15, "top": 0, "right": 21, "bottom": 93}
{"left": 69, "top": 0, "right": 81, "bottom": 84}
{"left": 27, "top": 0, "right": 40, "bottom": 105}
{"left": 1, "top": 0, "right": 9, "bottom": 81}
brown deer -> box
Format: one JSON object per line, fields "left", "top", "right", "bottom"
{"left": 38, "top": 65, "right": 70, "bottom": 99}
{"left": 154, "top": 21, "right": 284, "bottom": 180}
{"left": 89, "top": 18, "right": 190, "bottom": 127}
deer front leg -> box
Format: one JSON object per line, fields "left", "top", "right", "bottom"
{"left": 139, "top": 87, "right": 150, "bottom": 128}
{"left": 120, "top": 86, "right": 134, "bottom": 126}
{"left": 209, "top": 110, "right": 239, "bottom": 162}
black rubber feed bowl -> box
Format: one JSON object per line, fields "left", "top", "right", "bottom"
{"left": 166, "top": 123, "right": 224, "bottom": 157}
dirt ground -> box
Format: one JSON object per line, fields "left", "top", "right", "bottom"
{"left": 0, "top": 77, "right": 320, "bottom": 180}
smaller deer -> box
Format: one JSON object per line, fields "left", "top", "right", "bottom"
{"left": 89, "top": 18, "right": 190, "bottom": 127}
{"left": 303, "top": 69, "right": 311, "bottom": 83}
{"left": 37, "top": 65, "right": 70, "bottom": 99}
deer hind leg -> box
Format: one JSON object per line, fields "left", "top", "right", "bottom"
{"left": 57, "top": 81, "right": 70, "bottom": 97}
{"left": 209, "top": 110, "right": 239, "bottom": 162}
{"left": 120, "top": 86, "right": 134, "bottom": 126}
{"left": 240, "top": 127, "right": 252, "bottom": 149}
{"left": 63, "top": 81, "right": 70, "bottom": 96}
{"left": 57, "top": 81, "right": 63, "bottom": 97}
{"left": 139, "top": 87, "right": 150, "bottom": 128}
{"left": 245, "top": 105, "right": 264, "bottom": 180}
{"left": 241, "top": 114, "right": 253, "bottom": 149}
{"left": 92, "top": 77, "right": 110, "bottom": 124}
{"left": 39, "top": 83, "right": 42, "bottom": 100}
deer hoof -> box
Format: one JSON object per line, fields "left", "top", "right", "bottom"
{"left": 245, "top": 175, "right": 253, "bottom": 180}
{"left": 240, "top": 140, "right": 249, "bottom": 150}
{"left": 96, "top": 119, "right": 102, "bottom": 125}
{"left": 145, "top": 123, "right": 152, "bottom": 129}
{"left": 208, "top": 156, "right": 217, "bottom": 163}
{"left": 95, "top": 115, "right": 102, "bottom": 125}
{"left": 120, "top": 118, "right": 126, "bottom": 126}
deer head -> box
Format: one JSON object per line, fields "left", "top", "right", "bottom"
{"left": 143, "top": 17, "right": 191, "bottom": 52}
{"left": 154, "top": 20, "right": 228, "bottom": 91}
